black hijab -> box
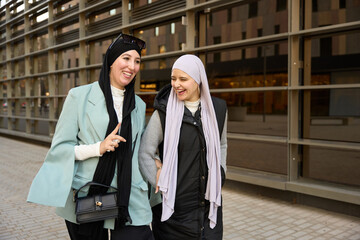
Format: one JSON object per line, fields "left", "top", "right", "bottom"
{"left": 84, "top": 37, "right": 142, "bottom": 232}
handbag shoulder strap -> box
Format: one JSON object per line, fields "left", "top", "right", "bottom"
{"left": 75, "top": 181, "right": 118, "bottom": 200}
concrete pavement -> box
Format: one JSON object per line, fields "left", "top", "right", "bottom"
{"left": 0, "top": 135, "right": 359, "bottom": 240}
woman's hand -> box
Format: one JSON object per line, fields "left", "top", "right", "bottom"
{"left": 155, "top": 159, "right": 162, "bottom": 193}
{"left": 100, "top": 123, "right": 126, "bottom": 155}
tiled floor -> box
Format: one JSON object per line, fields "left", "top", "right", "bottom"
{"left": 0, "top": 135, "right": 359, "bottom": 240}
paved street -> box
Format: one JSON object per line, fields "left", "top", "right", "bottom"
{"left": 0, "top": 135, "right": 359, "bottom": 240}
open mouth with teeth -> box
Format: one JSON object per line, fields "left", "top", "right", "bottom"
{"left": 176, "top": 89, "right": 186, "bottom": 95}
{"left": 123, "top": 72, "right": 132, "bottom": 78}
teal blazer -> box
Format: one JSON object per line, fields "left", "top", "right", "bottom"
{"left": 27, "top": 82, "right": 152, "bottom": 229}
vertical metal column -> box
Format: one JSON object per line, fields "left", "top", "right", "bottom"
{"left": 79, "top": 0, "right": 87, "bottom": 86}
{"left": 24, "top": 0, "right": 32, "bottom": 134}
{"left": 302, "top": 0, "right": 312, "bottom": 177}
{"left": 288, "top": 0, "right": 301, "bottom": 182}
{"left": 6, "top": 4, "right": 13, "bottom": 130}
{"left": 48, "top": 1, "right": 56, "bottom": 136}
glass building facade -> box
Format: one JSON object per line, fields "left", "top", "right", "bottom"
{"left": 0, "top": 0, "right": 359, "bottom": 206}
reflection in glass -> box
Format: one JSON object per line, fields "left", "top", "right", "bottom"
{"left": 20, "top": 80, "right": 26, "bottom": 96}
{"left": 138, "top": 94, "right": 156, "bottom": 118}
{"left": 140, "top": 58, "right": 177, "bottom": 91}
{"left": 57, "top": 47, "right": 80, "bottom": 72}
{"left": 134, "top": 19, "right": 185, "bottom": 55}
{"left": 302, "top": 89, "right": 360, "bottom": 143}
{"left": 89, "top": 40, "right": 111, "bottom": 65}
{"left": 18, "top": 60, "right": 25, "bottom": 77}
{"left": 213, "top": 91, "right": 287, "bottom": 137}
{"left": 310, "top": 0, "right": 360, "bottom": 28}
{"left": 15, "top": 42, "right": 25, "bottom": 57}
{"left": 228, "top": 139, "right": 287, "bottom": 175}
{"left": 56, "top": 73, "right": 78, "bottom": 95}
{"left": 206, "top": 43, "right": 288, "bottom": 89}
{"left": 308, "top": 31, "right": 360, "bottom": 85}
{"left": 302, "top": 146, "right": 360, "bottom": 187}
{"left": 33, "top": 119, "right": 50, "bottom": 136}
{"left": 204, "top": 0, "right": 288, "bottom": 45}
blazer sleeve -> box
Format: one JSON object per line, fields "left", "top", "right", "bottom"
{"left": 27, "top": 89, "right": 80, "bottom": 207}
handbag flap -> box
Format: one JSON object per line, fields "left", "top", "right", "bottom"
{"left": 76, "top": 192, "right": 117, "bottom": 214}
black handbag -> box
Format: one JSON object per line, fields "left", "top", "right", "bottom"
{"left": 74, "top": 181, "right": 118, "bottom": 224}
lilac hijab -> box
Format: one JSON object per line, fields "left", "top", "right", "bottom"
{"left": 157, "top": 54, "right": 222, "bottom": 229}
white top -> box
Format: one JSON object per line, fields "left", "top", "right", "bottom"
{"left": 184, "top": 99, "right": 200, "bottom": 116}
{"left": 74, "top": 85, "right": 125, "bottom": 160}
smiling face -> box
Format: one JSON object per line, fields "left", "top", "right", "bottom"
{"left": 109, "top": 50, "right": 141, "bottom": 89}
{"left": 171, "top": 69, "right": 200, "bottom": 102}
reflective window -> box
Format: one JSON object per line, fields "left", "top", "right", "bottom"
{"left": 19, "top": 79, "right": 26, "bottom": 97}
{"left": 140, "top": 57, "right": 177, "bottom": 91}
{"left": 306, "top": 31, "right": 360, "bottom": 85}
{"left": 17, "top": 60, "right": 25, "bottom": 77}
{"left": 14, "top": 42, "right": 25, "bottom": 57}
{"left": 213, "top": 91, "right": 287, "bottom": 137}
{"left": 203, "top": 0, "right": 288, "bottom": 45}
{"left": 139, "top": 94, "right": 156, "bottom": 116}
{"left": 302, "top": 146, "right": 360, "bottom": 187}
{"left": 56, "top": 47, "right": 80, "bottom": 71}
{"left": 33, "top": 54, "right": 48, "bottom": 74}
{"left": 302, "top": 88, "right": 360, "bottom": 143}
{"left": 35, "top": 34, "right": 49, "bottom": 51}
{"left": 228, "top": 139, "right": 288, "bottom": 175}
{"left": 55, "top": 73, "right": 78, "bottom": 95}
{"left": 206, "top": 43, "right": 288, "bottom": 89}
{"left": 33, "top": 119, "right": 50, "bottom": 136}
{"left": 1, "top": 48, "right": 5, "bottom": 61}
{"left": 134, "top": 20, "right": 185, "bottom": 55}
{"left": 0, "top": 117, "right": 6, "bottom": 128}
{"left": 310, "top": 0, "right": 360, "bottom": 28}
{"left": 87, "top": 39, "right": 111, "bottom": 65}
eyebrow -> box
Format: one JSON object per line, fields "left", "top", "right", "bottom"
{"left": 121, "top": 53, "right": 140, "bottom": 60}
{"left": 171, "top": 76, "right": 188, "bottom": 80}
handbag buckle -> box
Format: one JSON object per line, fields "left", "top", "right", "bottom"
{"left": 95, "top": 201, "right": 102, "bottom": 207}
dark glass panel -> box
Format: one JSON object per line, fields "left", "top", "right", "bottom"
{"left": 0, "top": 117, "right": 6, "bottom": 128}
{"left": 87, "top": 40, "right": 111, "bottom": 65}
{"left": 302, "top": 146, "right": 360, "bottom": 187}
{"left": 307, "top": 31, "right": 360, "bottom": 85}
{"left": 206, "top": 43, "right": 288, "bottom": 89}
{"left": 227, "top": 139, "right": 287, "bottom": 175}
{"left": 134, "top": 19, "right": 186, "bottom": 56}
{"left": 276, "top": 0, "right": 287, "bottom": 12}
{"left": 204, "top": 0, "right": 288, "bottom": 44}
{"left": 140, "top": 57, "right": 178, "bottom": 91}
{"left": 138, "top": 94, "right": 156, "bottom": 117}
{"left": 212, "top": 91, "right": 287, "bottom": 137}
{"left": 33, "top": 119, "right": 50, "bottom": 136}
{"left": 310, "top": 0, "right": 360, "bottom": 27}
{"left": 302, "top": 88, "right": 360, "bottom": 143}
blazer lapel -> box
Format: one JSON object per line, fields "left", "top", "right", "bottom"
{"left": 86, "top": 83, "right": 141, "bottom": 142}
{"left": 86, "top": 82, "right": 109, "bottom": 140}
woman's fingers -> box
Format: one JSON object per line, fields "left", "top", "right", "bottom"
{"left": 107, "top": 137, "right": 126, "bottom": 151}
{"left": 112, "top": 122, "right": 121, "bottom": 134}
{"left": 100, "top": 123, "right": 126, "bottom": 154}
{"left": 112, "top": 136, "right": 126, "bottom": 143}
{"left": 155, "top": 167, "right": 161, "bottom": 194}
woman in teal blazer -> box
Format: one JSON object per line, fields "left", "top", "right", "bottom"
{"left": 27, "top": 34, "right": 153, "bottom": 240}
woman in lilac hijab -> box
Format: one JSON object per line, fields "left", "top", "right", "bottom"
{"left": 139, "top": 54, "right": 228, "bottom": 240}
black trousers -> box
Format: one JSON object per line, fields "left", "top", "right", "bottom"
{"left": 65, "top": 220, "right": 154, "bottom": 240}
